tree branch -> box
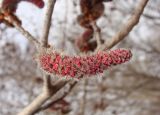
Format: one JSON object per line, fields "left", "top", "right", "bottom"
{"left": 101, "top": 0, "right": 149, "bottom": 50}
{"left": 5, "top": 15, "right": 40, "bottom": 46}
{"left": 91, "top": 21, "right": 102, "bottom": 51}
{"left": 17, "top": 78, "right": 67, "bottom": 115}
{"left": 37, "top": 80, "right": 77, "bottom": 112}
{"left": 17, "top": 0, "right": 60, "bottom": 115}
{"left": 41, "top": 0, "right": 57, "bottom": 47}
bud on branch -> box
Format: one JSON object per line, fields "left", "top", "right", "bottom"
{"left": 38, "top": 49, "right": 132, "bottom": 79}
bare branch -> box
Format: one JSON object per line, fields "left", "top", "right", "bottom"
{"left": 37, "top": 80, "right": 77, "bottom": 112}
{"left": 91, "top": 21, "right": 102, "bottom": 51}
{"left": 101, "top": 0, "right": 149, "bottom": 50}
{"left": 17, "top": 0, "right": 60, "bottom": 115}
{"left": 17, "top": 78, "right": 67, "bottom": 115}
{"left": 41, "top": 0, "right": 57, "bottom": 47}
{"left": 5, "top": 15, "right": 40, "bottom": 46}
{"left": 91, "top": 22, "right": 102, "bottom": 47}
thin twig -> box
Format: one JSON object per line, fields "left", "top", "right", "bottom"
{"left": 17, "top": 79, "right": 68, "bottom": 115}
{"left": 5, "top": 15, "right": 40, "bottom": 46}
{"left": 37, "top": 80, "right": 77, "bottom": 112}
{"left": 17, "top": 0, "right": 58, "bottom": 115}
{"left": 101, "top": 0, "right": 149, "bottom": 50}
{"left": 91, "top": 21, "right": 102, "bottom": 51}
{"left": 40, "top": 0, "right": 56, "bottom": 108}
{"left": 41, "top": 0, "right": 57, "bottom": 47}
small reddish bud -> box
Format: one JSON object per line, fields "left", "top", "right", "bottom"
{"left": 0, "top": 0, "right": 44, "bottom": 27}
{"left": 24, "top": 0, "right": 44, "bottom": 8}
{"left": 75, "top": 29, "right": 104, "bottom": 52}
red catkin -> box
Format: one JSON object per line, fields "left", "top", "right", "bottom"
{"left": 38, "top": 49, "right": 132, "bottom": 79}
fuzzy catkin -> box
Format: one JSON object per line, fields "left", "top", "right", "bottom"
{"left": 38, "top": 49, "right": 132, "bottom": 79}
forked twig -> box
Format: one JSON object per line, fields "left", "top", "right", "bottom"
{"left": 91, "top": 21, "right": 102, "bottom": 50}
{"left": 17, "top": 0, "right": 61, "bottom": 115}
{"left": 101, "top": 0, "right": 149, "bottom": 50}
{"left": 18, "top": 78, "right": 67, "bottom": 115}
{"left": 17, "top": 0, "right": 149, "bottom": 114}
{"left": 37, "top": 80, "right": 77, "bottom": 112}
